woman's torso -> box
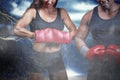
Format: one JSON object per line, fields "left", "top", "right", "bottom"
{"left": 30, "top": 8, "right": 64, "bottom": 53}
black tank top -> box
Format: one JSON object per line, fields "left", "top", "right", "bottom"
{"left": 29, "top": 8, "right": 64, "bottom": 32}
{"left": 89, "top": 6, "right": 120, "bottom": 46}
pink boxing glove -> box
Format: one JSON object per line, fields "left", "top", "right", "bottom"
{"left": 35, "top": 28, "right": 71, "bottom": 44}
{"left": 35, "top": 28, "right": 54, "bottom": 43}
{"left": 52, "top": 28, "right": 71, "bottom": 44}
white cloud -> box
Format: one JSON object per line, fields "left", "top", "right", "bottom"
{"left": 10, "top": 1, "right": 31, "bottom": 17}
{"left": 72, "top": 2, "right": 96, "bottom": 11}
{"left": 70, "top": 2, "right": 97, "bottom": 20}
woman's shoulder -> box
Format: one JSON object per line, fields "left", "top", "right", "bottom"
{"left": 58, "top": 8, "right": 68, "bottom": 16}
{"left": 57, "top": 8, "right": 69, "bottom": 20}
{"left": 58, "top": 8, "right": 67, "bottom": 12}
{"left": 25, "top": 8, "right": 37, "bottom": 19}
{"left": 26, "top": 8, "right": 36, "bottom": 14}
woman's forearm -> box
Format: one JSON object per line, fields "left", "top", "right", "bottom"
{"left": 14, "top": 27, "right": 35, "bottom": 38}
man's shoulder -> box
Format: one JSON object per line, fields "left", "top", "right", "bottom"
{"left": 83, "top": 9, "right": 93, "bottom": 20}
{"left": 84, "top": 6, "right": 98, "bottom": 17}
{"left": 81, "top": 9, "right": 94, "bottom": 25}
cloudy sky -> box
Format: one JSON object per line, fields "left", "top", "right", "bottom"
{"left": 9, "top": 0, "right": 97, "bottom": 27}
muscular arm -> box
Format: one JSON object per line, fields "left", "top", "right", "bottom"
{"left": 75, "top": 10, "right": 93, "bottom": 56}
{"left": 61, "top": 8, "right": 77, "bottom": 39}
{"left": 13, "top": 8, "right": 36, "bottom": 38}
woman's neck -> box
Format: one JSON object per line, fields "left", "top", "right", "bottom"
{"left": 41, "top": 7, "right": 55, "bottom": 12}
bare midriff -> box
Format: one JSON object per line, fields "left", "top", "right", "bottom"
{"left": 32, "top": 42, "right": 61, "bottom": 53}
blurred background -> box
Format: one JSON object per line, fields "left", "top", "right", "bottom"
{"left": 0, "top": 0, "right": 98, "bottom": 80}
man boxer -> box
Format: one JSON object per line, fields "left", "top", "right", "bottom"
{"left": 75, "top": 0, "right": 120, "bottom": 80}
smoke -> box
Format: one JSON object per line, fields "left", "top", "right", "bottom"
{"left": 0, "top": 24, "right": 14, "bottom": 37}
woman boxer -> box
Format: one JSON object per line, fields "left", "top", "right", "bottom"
{"left": 14, "top": 0, "right": 76, "bottom": 80}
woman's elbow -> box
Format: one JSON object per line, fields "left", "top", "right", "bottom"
{"left": 13, "top": 27, "right": 20, "bottom": 36}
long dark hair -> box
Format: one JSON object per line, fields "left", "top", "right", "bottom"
{"left": 29, "top": 0, "right": 58, "bottom": 9}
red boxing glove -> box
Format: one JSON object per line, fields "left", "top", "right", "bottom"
{"left": 86, "top": 45, "right": 105, "bottom": 59}
{"left": 106, "top": 45, "right": 120, "bottom": 63}
{"left": 35, "top": 28, "right": 71, "bottom": 44}
{"left": 106, "top": 45, "right": 120, "bottom": 54}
